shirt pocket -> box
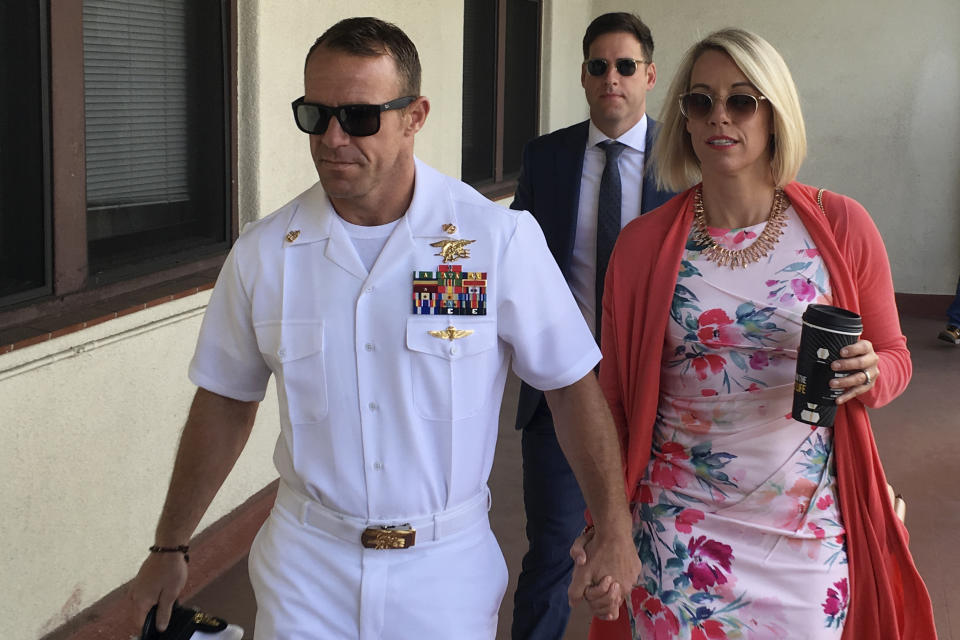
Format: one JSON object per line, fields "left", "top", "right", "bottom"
{"left": 406, "top": 316, "right": 498, "bottom": 421}
{"left": 255, "top": 321, "right": 328, "bottom": 423}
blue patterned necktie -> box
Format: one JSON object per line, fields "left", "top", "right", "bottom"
{"left": 595, "top": 140, "right": 625, "bottom": 341}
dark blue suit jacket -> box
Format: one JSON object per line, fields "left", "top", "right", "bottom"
{"left": 510, "top": 118, "right": 677, "bottom": 430}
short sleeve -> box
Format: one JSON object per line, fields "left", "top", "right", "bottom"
{"left": 498, "top": 212, "right": 601, "bottom": 390}
{"left": 188, "top": 245, "right": 271, "bottom": 401}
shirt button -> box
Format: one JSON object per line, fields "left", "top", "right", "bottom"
{"left": 365, "top": 343, "right": 375, "bottom": 352}
{"left": 365, "top": 286, "right": 375, "bottom": 294}
{"left": 277, "top": 348, "right": 286, "bottom": 358}
{"left": 449, "top": 345, "right": 457, "bottom": 355}
{"left": 368, "top": 402, "right": 378, "bottom": 411}
{"left": 373, "top": 462, "right": 383, "bottom": 470}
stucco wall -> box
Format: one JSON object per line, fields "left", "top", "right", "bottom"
{"left": 544, "top": 0, "right": 960, "bottom": 294}
{"left": 539, "top": 1, "right": 593, "bottom": 134}
{"left": 0, "top": 294, "right": 281, "bottom": 638}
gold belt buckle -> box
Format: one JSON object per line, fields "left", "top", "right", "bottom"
{"left": 361, "top": 524, "right": 416, "bottom": 550}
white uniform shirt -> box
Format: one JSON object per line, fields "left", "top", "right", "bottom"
{"left": 189, "top": 159, "right": 600, "bottom": 522}
{"left": 570, "top": 115, "right": 648, "bottom": 335}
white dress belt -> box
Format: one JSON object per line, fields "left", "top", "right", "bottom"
{"left": 275, "top": 481, "right": 492, "bottom": 547}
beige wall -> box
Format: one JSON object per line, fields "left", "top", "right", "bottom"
{"left": 540, "top": 1, "right": 593, "bottom": 133}
{"left": 0, "top": 295, "right": 281, "bottom": 638}
{"left": 544, "top": 0, "right": 960, "bottom": 294}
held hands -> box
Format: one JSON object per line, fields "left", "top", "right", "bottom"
{"left": 128, "top": 552, "right": 188, "bottom": 634}
{"left": 830, "top": 339, "right": 879, "bottom": 404}
{"left": 567, "top": 525, "right": 640, "bottom": 621}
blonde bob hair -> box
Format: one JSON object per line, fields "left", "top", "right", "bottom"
{"left": 653, "top": 28, "right": 806, "bottom": 191}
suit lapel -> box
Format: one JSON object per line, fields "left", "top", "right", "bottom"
{"left": 640, "top": 118, "right": 659, "bottom": 214}
{"left": 554, "top": 122, "right": 588, "bottom": 275}
{"left": 640, "top": 117, "right": 677, "bottom": 213}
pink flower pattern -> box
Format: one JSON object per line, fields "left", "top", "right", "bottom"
{"left": 675, "top": 508, "right": 705, "bottom": 533}
{"left": 697, "top": 309, "right": 740, "bottom": 348}
{"left": 650, "top": 442, "right": 690, "bottom": 489}
{"left": 791, "top": 278, "right": 817, "bottom": 301}
{"left": 632, "top": 209, "right": 846, "bottom": 638}
{"left": 685, "top": 535, "right": 734, "bottom": 590}
{"left": 691, "top": 353, "right": 726, "bottom": 380}
{"left": 748, "top": 351, "right": 769, "bottom": 370}
{"left": 692, "top": 620, "right": 729, "bottom": 640}
{"left": 632, "top": 587, "right": 681, "bottom": 639}
{"left": 822, "top": 578, "right": 849, "bottom": 627}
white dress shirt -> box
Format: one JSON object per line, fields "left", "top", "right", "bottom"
{"left": 570, "top": 114, "right": 648, "bottom": 335}
{"left": 188, "top": 158, "right": 600, "bottom": 522}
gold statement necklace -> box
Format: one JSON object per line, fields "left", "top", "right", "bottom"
{"left": 693, "top": 185, "right": 789, "bottom": 268}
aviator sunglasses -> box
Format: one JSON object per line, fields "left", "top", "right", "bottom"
{"left": 679, "top": 92, "right": 768, "bottom": 121}
{"left": 584, "top": 57, "right": 648, "bottom": 77}
{"left": 291, "top": 96, "right": 417, "bottom": 137}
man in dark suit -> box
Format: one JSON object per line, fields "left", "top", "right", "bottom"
{"left": 510, "top": 13, "right": 677, "bottom": 640}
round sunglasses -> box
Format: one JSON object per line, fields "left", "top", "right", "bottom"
{"left": 291, "top": 96, "right": 417, "bottom": 137}
{"left": 584, "top": 57, "right": 648, "bottom": 77}
{"left": 678, "top": 92, "right": 768, "bottom": 121}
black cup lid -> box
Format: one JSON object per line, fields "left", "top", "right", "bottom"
{"left": 802, "top": 303, "right": 863, "bottom": 333}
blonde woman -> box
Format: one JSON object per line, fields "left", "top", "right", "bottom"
{"left": 572, "top": 28, "right": 936, "bottom": 640}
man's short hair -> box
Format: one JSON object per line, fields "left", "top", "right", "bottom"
{"left": 652, "top": 28, "right": 807, "bottom": 191}
{"left": 582, "top": 12, "right": 654, "bottom": 62}
{"left": 305, "top": 17, "right": 421, "bottom": 96}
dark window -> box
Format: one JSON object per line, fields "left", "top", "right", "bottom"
{"left": 82, "top": 0, "right": 229, "bottom": 277}
{"left": 461, "top": 0, "right": 540, "bottom": 198}
{"left": 0, "top": 0, "right": 233, "bottom": 327}
{"left": 0, "top": 0, "right": 51, "bottom": 307}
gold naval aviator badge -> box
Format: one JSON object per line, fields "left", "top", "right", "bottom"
{"left": 428, "top": 324, "right": 474, "bottom": 341}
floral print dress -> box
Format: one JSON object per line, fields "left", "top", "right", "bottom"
{"left": 628, "top": 206, "right": 849, "bottom": 640}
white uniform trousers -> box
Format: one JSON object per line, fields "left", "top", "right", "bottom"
{"left": 248, "top": 485, "right": 508, "bottom": 639}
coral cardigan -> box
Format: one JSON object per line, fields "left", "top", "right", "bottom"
{"left": 589, "top": 183, "right": 936, "bottom": 639}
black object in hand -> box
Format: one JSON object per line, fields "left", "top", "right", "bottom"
{"left": 141, "top": 601, "right": 228, "bottom": 640}
{"left": 792, "top": 303, "right": 863, "bottom": 427}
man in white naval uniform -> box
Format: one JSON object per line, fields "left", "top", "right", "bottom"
{"left": 129, "top": 17, "right": 638, "bottom": 639}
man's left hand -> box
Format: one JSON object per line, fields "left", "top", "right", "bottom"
{"left": 567, "top": 524, "right": 639, "bottom": 621}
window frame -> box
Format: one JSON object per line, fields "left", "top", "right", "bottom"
{"left": 464, "top": 0, "right": 542, "bottom": 201}
{"left": 0, "top": 0, "right": 238, "bottom": 334}
{"left": 0, "top": 0, "right": 53, "bottom": 309}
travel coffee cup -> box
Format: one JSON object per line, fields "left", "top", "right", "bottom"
{"left": 792, "top": 304, "right": 863, "bottom": 427}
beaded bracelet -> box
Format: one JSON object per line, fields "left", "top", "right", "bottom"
{"left": 149, "top": 544, "right": 190, "bottom": 563}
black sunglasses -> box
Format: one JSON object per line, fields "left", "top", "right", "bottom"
{"left": 291, "top": 96, "right": 417, "bottom": 137}
{"left": 678, "top": 92, "right": 768, "bottom": 121}
{"left": 584, "top": 58, "right": 648, "bottom": 77}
